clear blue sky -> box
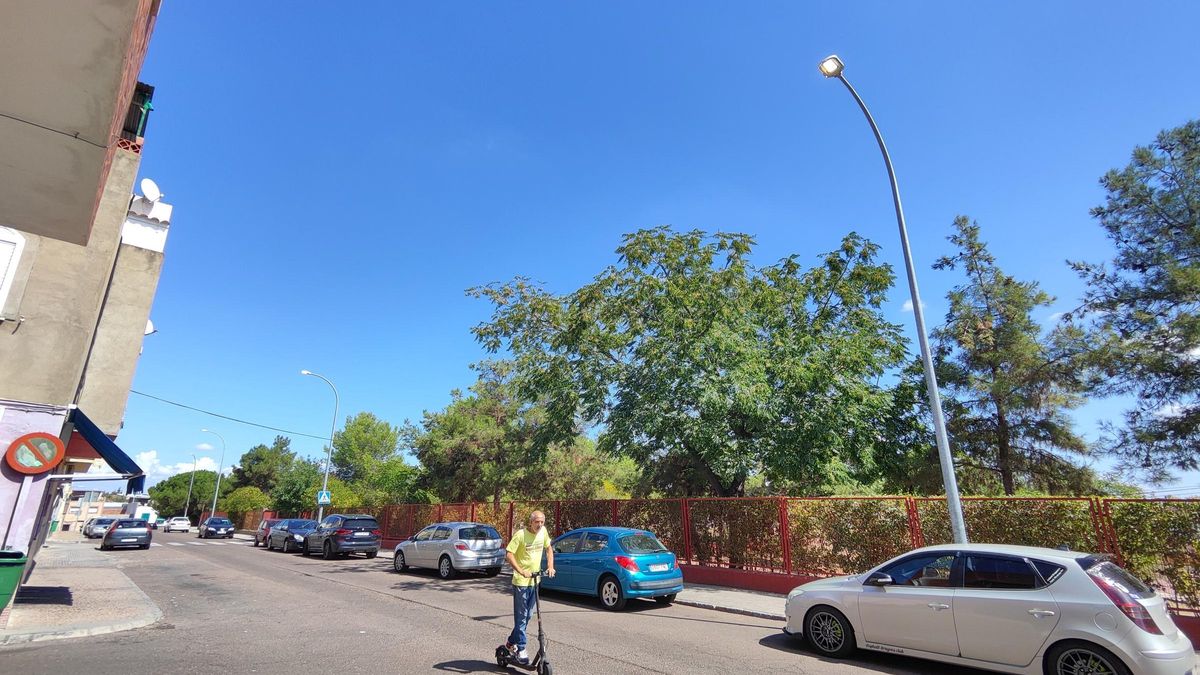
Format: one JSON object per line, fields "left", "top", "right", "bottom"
{"left": 119, "top": 2, "right": 1200, "bottom": 494}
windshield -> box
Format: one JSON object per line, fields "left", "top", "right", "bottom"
{"left": 117, "top": 519, "right": 146, "bottom": 528}
{"left": 95, "top": 518, "right": 115, "bottom": 524}
{"left": 289, "top": 520, "right": 317, "bottom": 529}
{"left": 208, "top": 519, "right": 232, "bottom": 526}
{"left": 618, "top": 533, "right": 668, "bottom": 554}
{"left": 459, "top": 526, "right": 500, "bottom": 540}
{"left": 343, "top": 518, "right": 378, "bottom": 529}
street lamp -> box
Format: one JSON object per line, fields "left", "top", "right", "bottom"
{"left": 182, "top": 454, "right": 197, "bottom": 520}
{"left": 301, "top": 369, "right": 339, "bottom": 521}
{"left": 201, "top": 429, "right": 226, "bottom": 521}
{"left": 818, "top": 54, "right": 968, "bottom": 544}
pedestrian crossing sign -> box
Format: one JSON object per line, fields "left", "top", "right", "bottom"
{"left": 316, "top": 490, "right": 332, "bottom": 505}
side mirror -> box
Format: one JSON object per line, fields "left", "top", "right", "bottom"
{"left": 864, "top": 572, "right": 894, "bottom": 586}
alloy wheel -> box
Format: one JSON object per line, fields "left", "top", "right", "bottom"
{"left": 808, "top": 611, "right": 845, "bottom": 653}
{"left": 1055, "top": 648, "right": 1120, "bottom": 675}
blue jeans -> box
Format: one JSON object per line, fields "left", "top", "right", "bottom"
{"left": 507, "top": 584, "right": 538, "bottom": 650}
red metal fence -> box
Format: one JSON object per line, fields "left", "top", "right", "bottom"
{"left": 284, "top": 496, "right": 1199, "bottom": 619}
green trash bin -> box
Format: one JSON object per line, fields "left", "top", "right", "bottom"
{"left": 0, "top": 551, "right": 28, "bottom": 610}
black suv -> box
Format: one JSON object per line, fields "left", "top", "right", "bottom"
{"left": 303, "top": 514, "right": 381, "bottom": 559}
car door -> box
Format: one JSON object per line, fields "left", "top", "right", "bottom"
{"left": 857, "top": 552, "right": 961, "bottom": 656}
{"left": 424, "top": 526, "right": 453, "bottom": 565}
{"left": 952, "top": 554, "right": 1060, "bottom": 667}
{"left": 409, "top": 526, "right": 436, "bottom": 566}
{"left": 548, "top": 532, "right": 584, "bottom": 591}
{"left": 312, "top": 516, "right": 338, "bottom": 551}
{"left": 574, "top": 532, "right": 611, "bottom": 595}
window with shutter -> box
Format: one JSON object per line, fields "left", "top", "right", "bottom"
{"left": 0, "top": 227, "right": 26, "bottom": 313}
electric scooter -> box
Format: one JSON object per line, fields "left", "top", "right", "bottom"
{"left": 495, "top": 571, "right": 553, "bottom": 675}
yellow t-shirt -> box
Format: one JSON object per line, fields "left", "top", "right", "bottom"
{"left": 507, "top": 527, "right": 551, "bottom": 587}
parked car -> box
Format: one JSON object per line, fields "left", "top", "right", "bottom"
{"left": 100, "top": 519, "right": 152, "bottom": 550}
{"left": 302, "top": 514, "right": 381, "bottom": 559}
{"left": 541, "top": 527, "right": 683, "bottom": 610}
{"left": 85, "top": 517, "right": 118, "bottom": 538}
{"left": 393, "top": 522, "right": 505, "bottom": 579}
{"left": 81, "top": 518, "right": 96, "bottom": 535}
{"left": 151, "top": 517, "right": 166, "bottom": 530}
{"left": 783, "top": 543, "right": 1196, "bottom": 675}
{"left": 253, "top": 518, "right": 282, "bottom": 547}
{"left": 198, "top": 517, "right": 235, "bottom": 539}
{"left": 163, "top": 516, "right": 191, "bottom": 533}
{"left": 266, "top": 519, "right": 319, "bottom": 553}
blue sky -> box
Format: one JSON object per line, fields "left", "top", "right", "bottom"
{"left": 118, "top": 2, "right": 1200, "bottom": 494}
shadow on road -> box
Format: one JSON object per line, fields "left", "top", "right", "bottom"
{"left": 757, "top": 632, "right": 992, "bottom": 674}
{"left": 432, "top": 658, "right": 502, "bottom": 673}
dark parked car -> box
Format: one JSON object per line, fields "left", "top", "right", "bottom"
{"left": 101, "top": 519, "right": 152, "bottom": 550}
{"left": 303, "top": 514, "right": 381, "bottom": 559}
{"left": 198, "top": 517, "right": 235, "bottom": 539}
{"left": 266, "top": 519, "right": 318, "bottom": 553}
{"left": 253, "top": 518, "right": 282, "bottom": 547}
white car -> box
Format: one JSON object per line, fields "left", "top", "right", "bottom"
{"left": 163, "top": 517, "right": 191, "bottom": 533}
{"left": 784, "top": 543, "right": 1196, "bottom": 675}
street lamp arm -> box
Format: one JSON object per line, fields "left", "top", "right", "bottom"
{"left": 831, "top": 72, "right": 969, "bottom": 544}
{"left": 301, "top": 370, "right": 340, "bottom": 520}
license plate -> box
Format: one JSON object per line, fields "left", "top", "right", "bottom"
{"left": 649, "top": 563, "right": 669, "bottom": 572}
{"left": 354, "top": 531, "right": 370, "bottom": 537}
{"left": 121, "top": 538, "right": 137, "bottom": 542}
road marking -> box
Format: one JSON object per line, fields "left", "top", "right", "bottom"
{"left": 150, "top": 543, "right": 162, "bottom": 547}
{"left": 167, "top": 543, "right": 185, "bottom": 546}
{"left": 188, "top": 542, "right": 205, "bottom": 546}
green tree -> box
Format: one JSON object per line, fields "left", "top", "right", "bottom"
{"left": 270, "top": 458, "right": 360, "bottom": 514}
{"left": 534, "top": 436, "right": 640, "bottom": 500}
{"left": 230, "top": 435, "right": 295, "bottom": 493}
{"left": 932, "top": 217, "right": 1091, "bottom": 495}
{"left": 357, "top": 457, "right": 433, "bottom": 507}
{"left": 407, "top": 361, "right": 544, "bottom": 505}
{"left": 148, "top": 470, "right": 231, "bottom": 522}
{"left": 1071, "top": 120, "right": 1200, "bottom": 480}
{"left": 470, "top": 227, "right": 907, "bottom": 496}
{"left": 331, "top": 412, "right": 402, "bottom": 485}
{"left": 219, "top": 486, "right": 270, "bottom": 520}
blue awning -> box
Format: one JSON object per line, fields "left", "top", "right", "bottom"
{"left": 69, "top": 407, "right": 145, "bottom": 493}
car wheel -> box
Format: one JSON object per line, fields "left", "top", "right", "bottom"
{"left": 599, "top": 575, "right": 626, "bottom": 611}
{"left": 265, "top": 537, "right": 274, "bottom": 551}
{"left": 140, "top": 544, "right": 150, "bottom": 550}
{"left": 804, "top": 606, "right": 856, "bottom": 658}
{"left": 366, "top": 551, "right": 377, "bottom": 559}
{"left": 323, "top": 541, "right": 336, "bottom": 560}
{"left": 281, "top": 538, "right": 291, "bottom": 553}
{"left": 252, "top": 537, "right": 259, "bottom": 547}
{"left": 486, "top": 567, "right": 500, "bottom": 577}
{"left": 1044, "top": 641, "right": 1132, "bottom": 675}
{"left": 393, "top": 551, "right": 408, "bottom": 572}
{"left": 100, "top": 543, "right": 109, "bottom": 551}
{"left": 655, "top": 593, "right": 677, "bottom": 605}
{"left": 438, "top": 556, "right": 456, "bottom": 579}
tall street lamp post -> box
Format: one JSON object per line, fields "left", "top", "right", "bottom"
{"left": 201, "top": 429, "right": 226, "bottom": 522}
{"left": 301, "top": 369, "right": 339, "bottom": 521}
{"left": 182, "top": 454, "right": 197, "bottom": 520}
{"left": 818, "top": 54, "right": 968, "bottom": 543}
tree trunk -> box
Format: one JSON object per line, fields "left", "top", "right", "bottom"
{"left": 995, "top": 407, "right": 1016, "bottom": 495}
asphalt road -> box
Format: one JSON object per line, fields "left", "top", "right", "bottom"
{"left": 0, "top": 531, "right": 992, "bottom": 674}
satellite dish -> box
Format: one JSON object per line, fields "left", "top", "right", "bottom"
{"left": 140, "top": 178, "right": 162, "bottom": 202}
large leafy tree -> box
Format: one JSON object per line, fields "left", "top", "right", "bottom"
{"left": 406, "top": 361, "right": 544, "bottom": 505}
{"left": 331, "top": 412, "right": 402, "bottom": 485}
{"left": 148, "top": 470, "right": 231, "bottom": 522}
{"left": 271, "top": 458, "right": 359, "bottom": 514}
{"left": 1071, "top": 120, "right": 1200, "bottom": 479}
{"left": 230, "top": 435, "right": 295, "bottom": 493}
{"left": 219, "top": 486, "right": 270, "bottom": 519}
{"left": 470, "top": 227, "right": 907, "bottom": 496}
{"left": 932, "top": 217, "right": 1091, "bottom": 495}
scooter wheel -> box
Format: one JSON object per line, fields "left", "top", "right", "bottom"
{"left": 537, "top": 661, "right": 552, "bottom": 675}
{"left": 495, "top": 645, "right": 509, "bottom": 667}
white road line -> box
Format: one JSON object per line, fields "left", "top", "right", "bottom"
{"left": 167, "top": 542, "right": 185, "bottom": 546}
{"left": 188, "top": 542, "right": 205, "bottom": 546}
{"left": 150, "top": 543, "right": 162, "bottom": 547}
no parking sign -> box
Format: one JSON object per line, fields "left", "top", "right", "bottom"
{"left": 5, "top": 432, "right": 66, "bottom": 475}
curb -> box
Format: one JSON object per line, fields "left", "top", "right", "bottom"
{"left": 672, "top": 598, "right": 785, "bottom": 622}
{"left": 0, "top": 578, "right": 163, "bottom": 647}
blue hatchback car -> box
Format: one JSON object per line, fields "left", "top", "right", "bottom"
{"left": 540, "top": 527, "right": 684, "bottom": 610}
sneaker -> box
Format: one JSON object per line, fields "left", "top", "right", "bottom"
{"left": 516, "top": 649, "right": 530, "bottom": 665}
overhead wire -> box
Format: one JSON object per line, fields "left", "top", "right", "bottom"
{"left": 129, "top": 390, "right": 331, "bottom": 441}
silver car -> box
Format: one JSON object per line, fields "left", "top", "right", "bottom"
{"left": 393, "top": 522, "right": 505, "bottom": 579}
{"left": 100, "top": 519, "right": 152, "bottom": 550}
{"left": 85, "top": 517, "right": 118, "bottom": 538}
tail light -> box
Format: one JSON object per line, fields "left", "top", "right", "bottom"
{"left": 371, "top": 529, "right": 382, "bottom": 537}
{"left": 455, "top": 543, "right": 470, "bottom": 551}
{"left": 615, "top": 556, "right": 640, "bottom": 573}
{"left": 334, "top": 528, "right": 353, "bottom": 537}
{"left": 1089, "top": 569, "right": 1162, "bottom": 634}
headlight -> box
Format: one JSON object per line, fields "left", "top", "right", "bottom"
{"left": 788, "top": 588, "right": 805, "bottom": 600}
{"left": 293, "top": 534, "right": 303, "bottom": 541}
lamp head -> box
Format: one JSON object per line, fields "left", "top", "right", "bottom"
{"left": 818, "top": 54, "right": 845, "bottom": 78}
{"left": 300, "top": 369, "right": 312, "bottom": 376}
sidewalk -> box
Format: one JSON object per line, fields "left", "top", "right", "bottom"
{"left": 0, "top": 539, "right": 162, "bottom": 646}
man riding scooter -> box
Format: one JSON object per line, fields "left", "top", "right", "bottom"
{"left": 503, "top": 510, "right": 556, "bottom": 665}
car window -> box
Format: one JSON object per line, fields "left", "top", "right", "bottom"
{"left": 617, "top": 533, "right": 667, "bottom": 554}
{"left": 117, "top": 519, "right": 145, "bottom": 528}
{"left": 579, "top": 533, "right": 609, "bottom": 553}
{"left": 1032, "top": 559, "right": 1066, "bottom": 586}
{"left": 291, "top": 520, "right": 317, "bottom": 529}
{"left": 459, "top": 526, "right": 500, "bottom": 540}
{"left": 414, "top": 527, "right": 435, "bottom": 542}
{"left": 964, "top": 555, "right": 1038, "bottom": 589}
{"left": 320, "top": 517, "right": 339, "bottom": 529}
{"left": 344, "top": 518, "right": 379, "bottom": 530}
{"left": 432, "top": 526, "right": 452, "bottom": 540}
{"left": 553, "top": 532, "right": 584, "bottom": 554}
{"left": 880, "top": 553, "right": 956, "bottom": 587}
